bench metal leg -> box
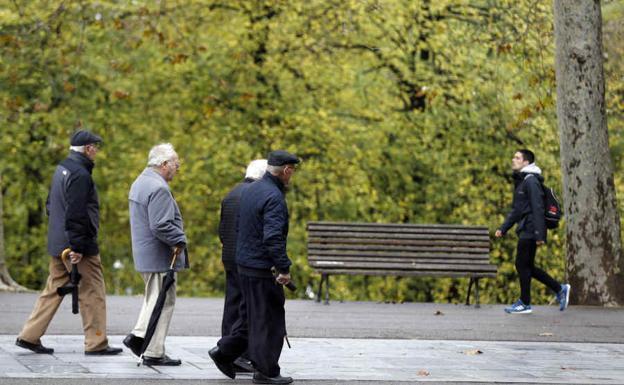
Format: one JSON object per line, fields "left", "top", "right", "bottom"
{"left": 465, "top": 277, "right": 474, "bottom": 306}
{"left": 316, "top": 273, "right": 325, "bottom": 303}
{"left": 324, "top": 275, "right": 330, "bottom": 305}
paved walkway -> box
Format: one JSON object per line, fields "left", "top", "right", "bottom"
{"left": 1, "top": 293, "right": 624, "bottom": 383}
{"left": 1, "top": 335, "right": 623, "bottom": 383}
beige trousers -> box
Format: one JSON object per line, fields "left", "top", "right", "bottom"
{"left": 18, "top": 255, "right": 109, "bottom": 352}
{"left": 131, "top": 272, "right": 177, "bottom": 358}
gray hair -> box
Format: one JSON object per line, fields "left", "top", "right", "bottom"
{"left": 245, "top": 159, "right": 268, "bottom": 180}
{"left": 266, "top": 164, "right": 286, "bottom": 174}
{"left": 69, "top": 145, "right": 85, "bottom": 153}
{"left": 147, "top": 143, "right": 177, "bottom": 167}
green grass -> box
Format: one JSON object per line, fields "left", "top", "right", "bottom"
{"left": 603, "top": 0, "right": 624, "bottom": 23}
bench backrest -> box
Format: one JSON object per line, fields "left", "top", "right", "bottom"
{"left": 307, "top": 221, "right": 496, "bottom": 278}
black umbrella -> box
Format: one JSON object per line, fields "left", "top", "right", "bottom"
{"left": 57, "top": 248, "right": 81, "bottom": 314}
{"left": 137, "top": 247, "right": 182, "bottom": 366}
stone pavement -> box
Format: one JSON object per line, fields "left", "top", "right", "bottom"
{"left": 1, "top": 335, "right": 623, "bottom": 383}
{"left": 1, "top": 293, "right": 624, "bottom": 384}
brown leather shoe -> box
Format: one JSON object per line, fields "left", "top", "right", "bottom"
{"left": 85, "top": 346, "right": 123, "bottom": 356}
{"left": 15, "top": 338, "right": 54, "bottom": 354}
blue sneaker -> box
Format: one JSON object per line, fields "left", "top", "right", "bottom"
{"left": 504, "top": 299, "right": 532, "bottom": 314}
{"left": 557, "top": 284, "right": 571, "bottom": 311}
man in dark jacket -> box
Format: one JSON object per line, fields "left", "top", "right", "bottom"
{"left": 218, "top": 159, "right": 267, "bottom": 373}
{"left": 495, "top": 149, "right": 570, "bottom": 314}
{"left": 209, "top": 150, "right": 298, "bottom": 385}
{"left": 16, "top": 130, "right": 122, "bottom": 355}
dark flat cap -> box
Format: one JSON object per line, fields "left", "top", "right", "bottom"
{"left": 267, "top": 150, "right": 300, "bottom": 166}
{"left": 70, "top": 130, "right": 102, "bottom": 146}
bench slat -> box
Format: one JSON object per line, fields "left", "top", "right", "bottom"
{"left": 309, "top": 231, "right": 490, "bottom": 241}
{"left": 308, "top": 242, "right": 490, "bottom": 250}
{"left": 312, "top": 269, "right": 497, "bottom": 278}
{"left": 309, "top": 260, "right": 497, "bottom": 271}
{"left": 308, "top": 237, "right": 489, "bottom": 247}
{"left": 308, "top": 256, "right": 492, "bottom": 264}
{"left": 308, "top": 221, "right": 487, "bottom": 231}
{"left": 309, "top": 227, "right": 488, "bottom": 236}
{"left": 308, "top": 248, "right": 489, "bottom": 257}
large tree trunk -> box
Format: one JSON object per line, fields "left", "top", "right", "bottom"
{"left": 0, "top": 172, "right": 30, "bottom": 292}
{"left": 553, "top": 0, "right": 624, "bottom": 306}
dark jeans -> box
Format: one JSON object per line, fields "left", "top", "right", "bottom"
{"left": 515, "top": 238, "right": 561, "bottom": 305}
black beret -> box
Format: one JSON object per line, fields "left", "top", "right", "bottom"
{"left": 267, "top": 150, "right": 300, "bottom": 166}
{"left": 70, "top": 130, "right": 102, "bottom": 146}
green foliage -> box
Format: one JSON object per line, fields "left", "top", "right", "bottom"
{"left": 1, "top": 0, "right": 622, "bottom": 304}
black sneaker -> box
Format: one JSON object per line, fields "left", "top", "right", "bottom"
{"left": 15, "top": 338, "right": 54, "bottom": 354}
{"left": 123, "top": 333, "right": 144, "bottom": 357}
{"left": 253, "top": 371, "right": 293, "bottom": 384}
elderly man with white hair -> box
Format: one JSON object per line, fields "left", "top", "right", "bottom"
{"left": 217, "top": 159, "right": 268, "bottom": 374}
{"left": 123, "top": 143, "right": 189, "bottom": 366}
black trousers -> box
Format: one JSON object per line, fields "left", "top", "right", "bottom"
{"left": 515, "top": 238, "right": 561, "bottom": 305}
{"left": 221, "top": 269, "right": 243, "bottom": 337}
{"left": 217, "top": 272, "right": 286, "bottom": 377}
{"left": 218, "top": 269, "right": 248, "bottom": 360}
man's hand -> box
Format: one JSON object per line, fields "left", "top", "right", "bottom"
{"left": 495, "top": 230, "right": 503, "bottom": 238}
{"left": 69, "top": 251, "right": 83, "bottom": 264}
{"left": 536, "top": 240, "right": 545, "bottom": 247}
{"left": 276, "top": 273, "right": 291, "bottom": 285}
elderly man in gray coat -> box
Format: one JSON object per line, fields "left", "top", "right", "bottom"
{"left": 123, "top": 143, "right": 189, "bottom": 366}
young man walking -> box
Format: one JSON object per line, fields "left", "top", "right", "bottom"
{"left": 495, "top": 149, "right": 570, "bottom": 314}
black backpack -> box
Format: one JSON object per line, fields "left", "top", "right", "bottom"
{"left": 542, "top": 184, "right": 562, "bottom": 229}
{"left": 524, "top": 174, "right": 563, "bottom": 229}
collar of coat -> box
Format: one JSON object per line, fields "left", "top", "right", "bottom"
{"left": 142, "top": 167, "right": 170, "bottom": 186}
{"left": 263, "top": 172, "right": 286, "bottom": 192}
{"left": 68, "top": 150, "right": 94, "bottom": 173}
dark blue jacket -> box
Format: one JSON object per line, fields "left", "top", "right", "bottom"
{"left": 499, "top": 171, "right": 546, "bottom": 242}
{"left": 219, "top": 178, "right": 254, "bottom": 270}
{"left": 235, "top": 172, "right": 292, "bottom": 274}
{"left": 46, "top": 151, "right": 100, "bottom": 257}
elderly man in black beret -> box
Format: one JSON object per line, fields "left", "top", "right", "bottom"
{"left": 209, "top": 150, "right": 299, "bottom": 385}
{"left": 16, "top": 130, "right": 122, "bottom": 356}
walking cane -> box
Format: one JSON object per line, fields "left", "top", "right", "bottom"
{"left": 57, "top": 248, "right": 81, "bottom": 314}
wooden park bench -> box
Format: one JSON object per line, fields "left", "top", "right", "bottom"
{"left": 306, "top": 221, "right": 496, "bottom": 306}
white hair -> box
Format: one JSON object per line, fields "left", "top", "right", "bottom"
{"left": 147, "top": 143, "right": 177, "bottom": 167}
{"left": 266, "top": 164, "right": 286, "bottom": 174}
{"left": 245, "top": 159, "right": 268, "bottom": 180}
{"left": 69, "top": 145, "right": 85, "bottom": 153}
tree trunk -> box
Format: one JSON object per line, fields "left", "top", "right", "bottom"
{"left": 0, "top": 172, "right": 30, "bottom": 292}
{"left": 553, "top": 0, "right": 624, "bottom": 305}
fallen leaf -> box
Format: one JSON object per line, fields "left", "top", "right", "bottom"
{"left": 417, "top": 369, "right": 430, "bottom": 376}
{"left": 463, "top": 349, "right": 483, "bottom": 355}
{"left": 434, "top": 310, "right": 444, "bottom": 316}
{"left": 539, "top": 332, "right": 553, "bottom": 337}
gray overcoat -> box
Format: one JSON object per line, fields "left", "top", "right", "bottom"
{"left": 129, "top": 168, "right": 189, "bottom": 273}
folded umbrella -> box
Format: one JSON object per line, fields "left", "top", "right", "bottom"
{"left": 56, "top": 248, "right": 81, "bottom": 314}
{"left": 137, "top": 246, "right": 182, "bottom": 366}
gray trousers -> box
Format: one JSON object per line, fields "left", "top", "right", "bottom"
{"left": 132, "top": 272, "right": 176, "bottom": 358}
